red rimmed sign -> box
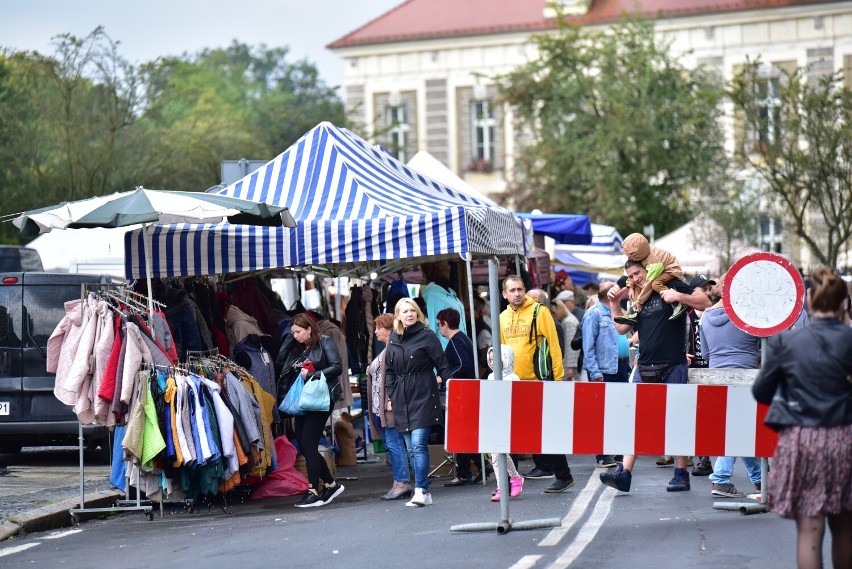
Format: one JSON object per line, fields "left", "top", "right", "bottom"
{"left": 723, "top": 252, "right": 805, "bottom": 337}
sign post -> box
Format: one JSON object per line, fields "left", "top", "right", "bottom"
{"left": 718, "top": 252, "right": 805, "bottom": 513}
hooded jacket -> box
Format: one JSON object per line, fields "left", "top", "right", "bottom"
{"left": 699, "top": 306, "right": 760, "bottom": 368}
{"left": 385, "top": 321, "right": 451, "bottom": 432}
{"left": 499, "top": 296, "right": 565, "bottom": 381}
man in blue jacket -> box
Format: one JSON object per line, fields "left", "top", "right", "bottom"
{"left": 582, "top": 282, "right": 625, "bottom": 468}
{"left": 700, "top": 272, "right": 761, "bottom": 497}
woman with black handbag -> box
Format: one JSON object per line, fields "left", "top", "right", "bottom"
{"left": 278, "top": 313, "right": 345, "bottom": 508}
{"left": 753, "top": 266, "right": 852, "bottom": 569}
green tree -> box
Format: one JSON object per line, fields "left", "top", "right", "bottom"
{"left": 496, "top": 16, "right": 728, "bottom": 237}
{"left": 728, "top": 60, "right": 852, "bottom": 268}
{"left": 137, "top": 42, "right": 346, "bottom": 190}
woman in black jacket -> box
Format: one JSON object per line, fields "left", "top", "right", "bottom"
{"left": 385, "top": 298, "right": 451, "bottom": 507}
{"left": 279, "top": 313, "right": 345, "bottom": 508}
{"left": 752, "top": 266, "right": 852, "bottom": 569}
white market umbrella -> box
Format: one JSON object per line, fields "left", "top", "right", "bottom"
{"left": 14, "top": 187, "right": 296, "bottom": 331}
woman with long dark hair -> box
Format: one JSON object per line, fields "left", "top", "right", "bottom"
{"left": 753, "top": 266, "right": 852, "bottom": 569}
{"left": 279, "top": 313, "right": 345, "bottom": 508}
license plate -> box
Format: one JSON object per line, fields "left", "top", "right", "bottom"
{"left": 0, "top": 402, "right": 8, "bottom": 415}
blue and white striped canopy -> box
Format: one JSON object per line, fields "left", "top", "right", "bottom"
{"left": 124, "top": 122, "right": 523, "bottom": 279}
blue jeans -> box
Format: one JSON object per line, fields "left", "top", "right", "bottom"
{"left": 383, "top": 427, "right": 410, "bottom": 483}
{"left": 401, "top": 427, "right": 431, "bottom": 491}
{"left": 709, "top": 456, "right": 761, "bottom": 485}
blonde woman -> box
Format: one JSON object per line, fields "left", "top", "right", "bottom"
{"left": 385, "top": 298, "right": 451, "bottom": 507}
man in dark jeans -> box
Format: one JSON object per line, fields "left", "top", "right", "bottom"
{"left": 500, "top": 276, "right": 575, "bottom": 494}
{"left": 600, "top": 260, "right": 711, "bottom": 493}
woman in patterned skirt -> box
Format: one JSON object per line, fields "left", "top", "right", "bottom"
{"left": 753, "top": 266, "right": 852, "bottom": 569}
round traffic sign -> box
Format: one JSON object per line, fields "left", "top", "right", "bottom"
{"left": 723, "top": 252, "right": 805, "bottom": 337}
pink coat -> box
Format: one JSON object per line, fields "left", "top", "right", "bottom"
{"left": 50, "top": 299, "right": 85, "bottom": 405}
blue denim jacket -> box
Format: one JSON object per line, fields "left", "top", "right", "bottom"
{"left": 581, "top": 302, "right": 618, "bottom": 379}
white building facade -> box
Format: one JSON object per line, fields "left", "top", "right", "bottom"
{"left": 329, "top": 0, "right": 852, "bottom": 270}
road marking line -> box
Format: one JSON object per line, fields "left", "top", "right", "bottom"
{"left": 538, "top": 473, "right": 601, "bottom": 546}
{"left": 0, "top": 543, "right": 40, "bottom": 557}
{"left": 44, "top": 529, "right": 83, "bottom": 539}
{"left": 508, "top": 555, "right": 543, "bottom": 569}
{"left": 548, "top": 487, "right": 616, "bottom": 568}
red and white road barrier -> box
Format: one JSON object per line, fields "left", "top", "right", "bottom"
{"left": 445, "top": 379, "right": 778, "bottom": 458}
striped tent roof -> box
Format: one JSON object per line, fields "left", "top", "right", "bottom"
{"left": 124, "top": 122, "right": 522, "bottom": 279}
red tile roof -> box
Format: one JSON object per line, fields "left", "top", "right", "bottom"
{"left": 328, "top": 0, "right": 837, "bottom": 49}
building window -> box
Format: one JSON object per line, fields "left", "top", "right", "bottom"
{"left": 385, "top": 105, "right": 409, "bottom": 163}
{"left": 470, "top": 100, "right": 496, "bottom": 171}
{"left": 754, "top": 66, "right": 782, "bottom": 151}
{"left": 758, "top": 216, "right": 783, "bottom": 253}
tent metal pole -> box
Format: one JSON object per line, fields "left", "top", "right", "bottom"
{"left": 466, "top": 260, "right": 479, "bottom": 377}
{"left": 465, "top": 258, "right": 487, "bottom": 485}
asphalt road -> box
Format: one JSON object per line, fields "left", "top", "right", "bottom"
{"left": 0, "top": 450, "right": 820, "bottom": 568}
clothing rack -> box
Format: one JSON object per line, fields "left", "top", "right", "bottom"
{"left": 70, "top": 283, "right": 153, "bottom": 523}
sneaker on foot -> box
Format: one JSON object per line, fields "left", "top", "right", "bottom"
{"left": 711, "top": 483, "right": 745, "bottom": 498}
{"left": 596, "top": 455, "right": 617, "bottom": 468}
{"left": 668, "top": 302, "right": 687, "bottom": 320}
{"left": 655, "top": 456, "right": 674, "bottom": 467}
{"left": 600, "top": 464, "right": 632, "bottom": 492}
{"left": 687, "top": 457, "right": 695, "bottom": 467}
{"left": 295, "top": 490, "right": 324, "bottom": 508}
{"left": 614, "top": 312, "right": 638, "bottom": 326}
{"left": 544, "top": 476, "right": 575, "bottom": 493}
{"left": 320, "top": 483, "right": 345, "bottom": 505}
{"left": 407, "top": 488, "right": 431, "bottom": 507}
{"left": 509, "top": 476, "right": 524, "bottom": 498}
{"left": 491, "top": 488, "right": 501, "bottom": 502}
{"left": 691, "top": 456, "right": 712, "bottom": 476}
{"left": 667, "top": 469, "right": 691, "bottom": 492}
{"left": 523, "top": 468, "right": 555, "bottom": 479}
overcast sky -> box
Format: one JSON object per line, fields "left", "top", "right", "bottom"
{"left": 0, "top": 0, "right": 400, "bottom": 90}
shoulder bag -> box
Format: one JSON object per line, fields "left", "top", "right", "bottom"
{"left": 299, "top": 371, "right": 331, "bottom": 412}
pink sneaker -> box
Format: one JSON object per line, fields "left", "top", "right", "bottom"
{"left": 509, "top": 476, "right": 524, "bottom": 498}
{"left": 490, "top": 488, "right": 501, "bottom": 502}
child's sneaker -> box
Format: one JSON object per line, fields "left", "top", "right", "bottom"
{"left": 490, "top": 488, "right": 501, "bottom": 502}
{"left": 509, "top": 476, "right": 524, "bottom": 498}
{"left": 614, "top": 311, "right": 639, "bottom": 326}
{"left": 668, "top": 302, "right": 687, "bottom": 320}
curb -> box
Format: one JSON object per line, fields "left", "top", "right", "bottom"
{"left": 0, "top": 490, "right": 122, "bottom": 542}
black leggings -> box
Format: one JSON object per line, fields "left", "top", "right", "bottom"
{"left": 295, "top": 409, "right": 334, "bottom": 490}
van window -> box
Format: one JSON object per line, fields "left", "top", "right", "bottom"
{"left": 23, "top": 285, "right": 82, "bottom": 349}
{"left": 0, "top": 285, "right": 22, "bottom": 377}
{"left": 0, "top": 247, "right": 44, "bottom": 272}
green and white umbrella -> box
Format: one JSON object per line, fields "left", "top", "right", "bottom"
{"left": 13, "top": 187, "right": 295, "bottom": 330}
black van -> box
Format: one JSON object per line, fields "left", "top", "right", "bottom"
{"left": 0, "top": 272, "right": 112, "bottom": 455}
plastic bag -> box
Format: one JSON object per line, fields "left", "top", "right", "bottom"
{"left": 298, "top": 371, "right": 330, "bottom": 412}
{"left": 279, "top": 375, "right": 305, "bottom": 415}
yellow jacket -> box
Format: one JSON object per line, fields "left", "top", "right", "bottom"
{"left": 499, "top": 296, "right": 564, "bottom": 381}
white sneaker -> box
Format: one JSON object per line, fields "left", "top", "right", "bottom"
{"left": 406, "top": 488, "right": 431, "bottom": 507}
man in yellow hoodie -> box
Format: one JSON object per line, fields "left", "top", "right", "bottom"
{"left": 499, "top": 275, "right": 575, "bottom": 493}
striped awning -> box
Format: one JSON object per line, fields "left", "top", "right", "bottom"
{"left": 124, "top": 122, "right": 523, "bottom": 279}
